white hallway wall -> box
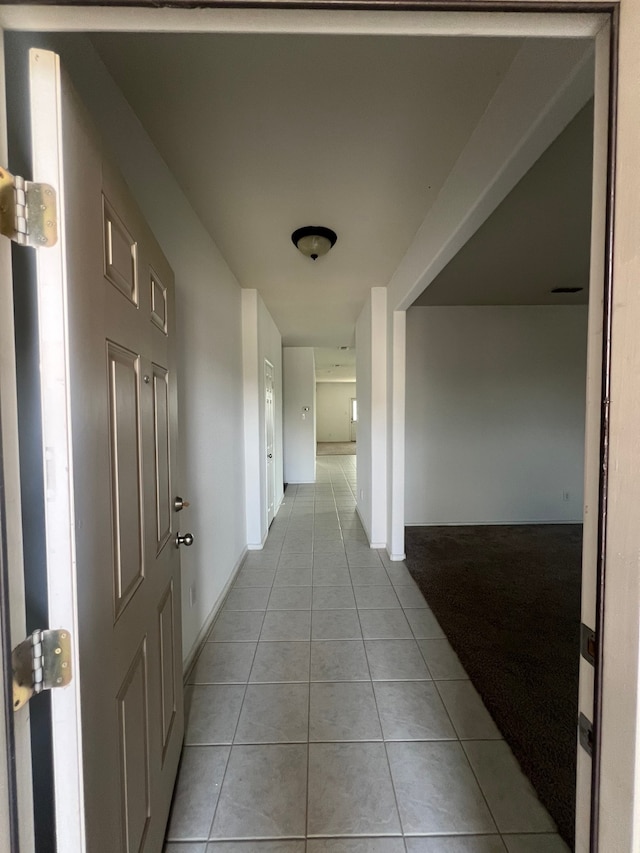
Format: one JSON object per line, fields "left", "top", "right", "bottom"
{"left": 23, "top": 32, "right": 248, "bottom": 665}
{"left": 316, "top": 382, "right": 356, "bottom": 442}
{"left": 405, "top": 305, "right": 588, "bottom": 525}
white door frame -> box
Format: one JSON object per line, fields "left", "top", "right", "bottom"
{"left": 0, "top": 28, "right": 35, "bottom": 853}
{"left": 0, "top": 3, "right": 632, "bottom": 852}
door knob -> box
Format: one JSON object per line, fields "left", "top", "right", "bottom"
{"left": 174, "top": 496, "right": 190, "bottom": 512}
{"left": 176, "top": 532, "right": 194, "bottom": 548}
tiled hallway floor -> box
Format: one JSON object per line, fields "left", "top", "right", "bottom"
{"left": 164, "top": 457, "right": 570, "bottom": 853}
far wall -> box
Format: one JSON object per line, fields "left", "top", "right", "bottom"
{"left": 316, "top": 382, "right": 356, "bottom": 442}
{"left": 405, "top": 305, "right": 588, "bottom": 525}
{"left": 283, "top": 347, "right": 316, "bottom": 483}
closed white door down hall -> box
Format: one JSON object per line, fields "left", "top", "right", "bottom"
{"left": 20, "top": 49, "right": 185, "bottom": 852}
{"left": 266, "top": 359, "right": 276, "bottom": 527}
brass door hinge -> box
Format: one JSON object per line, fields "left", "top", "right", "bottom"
{"left": 12, "top": 629, "right": 72, "bottom": 712}
{"left": 0, "top": 166, "right": 57, "bottom": 248}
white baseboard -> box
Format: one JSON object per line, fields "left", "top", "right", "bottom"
{"left": 182, "top": 546, "right": 247, "bottom": 682}
{"left": 247, "top": 528, "right": 268, "bottom": 551}
{"left": 389, "top": 552, "right": 407, "bottom": 561}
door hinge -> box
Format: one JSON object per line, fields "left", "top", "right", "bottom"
{"left": 579, "top": 712, "right": 593, "bottom": 757}
{"left": 12, "top": 629, "right": 72, "bottom": 712}
{"left": 581, "top": 623, "right": 596, "bottom": 666}
{"left": 0, "top": 166, "right": 57, "bottom": 248}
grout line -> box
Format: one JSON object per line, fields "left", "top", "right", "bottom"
{"left": 357, "top": 585, "right": 406, "bottom": 837}
{"left": 206, "top": 501, "right": 291, "bottom": 840}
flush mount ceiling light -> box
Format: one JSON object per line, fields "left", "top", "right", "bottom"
{"left": 291, "top": 226, "right": 337, "bottom": 261}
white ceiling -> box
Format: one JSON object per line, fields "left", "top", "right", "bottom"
{"left": 89, "top": 32, "right": 524, "bottom": 346}
{"left": 314, "top": 347, "right": 356, "bottom": 383}
{"left": 413, "top": 99, "right": 593, "bottom": 308}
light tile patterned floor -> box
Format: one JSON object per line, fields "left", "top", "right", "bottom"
{"left": 165, "top": 456, "right": 570, "bottom": 853}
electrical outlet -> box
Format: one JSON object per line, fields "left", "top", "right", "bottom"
{"left": 562, "top": 491, "right": 570, "bottom": 502}
{"left": 189, "top": 584, "right": 197, "bottom": 607}
{"left": 360, "top": 489, "right": 364, "bottom": 500}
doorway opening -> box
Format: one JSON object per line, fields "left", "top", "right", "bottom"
{"left": 403, "top": 96, "right": 595, "bottom": 847}
{"left": 315, "top": 346, "right": 357, "bottom": 457}
{"left": 0, "top": 6, "right": 612, "bottom": 852}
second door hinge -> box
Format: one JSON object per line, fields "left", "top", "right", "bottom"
{"left": 579, "top": 712, "right": 593, "bottom": 757}
{"left": 0, "top": 166, "right": 57, "bottom": 248}
{"left": 12, "top": 628, "right": 72, "bottom": 712}
{"left": 581, "top": 623, "right": 596, "bottom": 666}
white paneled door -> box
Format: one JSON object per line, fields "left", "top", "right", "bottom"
{"left": 265, "top": 359, "right": 276, "bottom": 527}
{"left": 26, "top": 49, "right": 184, "bottom": 852}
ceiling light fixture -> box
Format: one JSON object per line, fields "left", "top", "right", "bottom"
{"left": 291, "top": 226, "right": 337, "bottom": 261}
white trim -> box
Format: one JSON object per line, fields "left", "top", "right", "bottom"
{"left": 0, "top": 27, "right": 34, "bottom": 853}
{"left": 0, "top": 8, "right": 608, "bottom": 37}
{"left": 389, "top": 310, "right": 406, "bottom": 559}
{"left": 30, "top": 48, "right": 85, "bottom": 853}
{"left": 576, "top": 20, "right": 610, "bottom": 847}
{"left": 370, "top": 287, "right": 387, "bottom": 546}
{"left": 182, "top": 545, "right": 247, "bottom": 678}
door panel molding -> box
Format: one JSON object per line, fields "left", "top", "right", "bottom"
{"left": 152, "top": 364, "right": 171, "bottom": 556}
{"left": 107, "top": 340, "right": 145, "bottom": 621}
{"left": 116, "top": 637, "right": 151, "bottom": 853}
{"left": 103, "top": 195, "right": 138, "bottom": 306}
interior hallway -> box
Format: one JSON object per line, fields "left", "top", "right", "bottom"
{"left": 164, "top": 456, "right": 568, "bottom": 852}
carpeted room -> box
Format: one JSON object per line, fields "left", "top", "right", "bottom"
{"left": 404, "top": 303, "right": 588, "bottom": 848}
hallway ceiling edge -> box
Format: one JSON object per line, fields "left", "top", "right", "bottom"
{"left": 89, "top": 32, "right": 585, "bottom": 345}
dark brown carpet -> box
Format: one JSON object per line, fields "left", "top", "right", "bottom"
{"left": 405, "top": 524, "right": 582, "bottom": 848}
